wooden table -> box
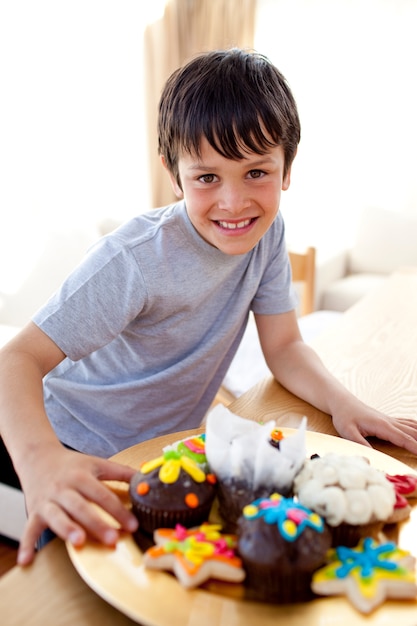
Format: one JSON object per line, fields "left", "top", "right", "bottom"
{"left": 1, "top": 268, "right": 417, "bottom": 625}
{"left": 230, "top": 267, "right": 417, "bottom": 471}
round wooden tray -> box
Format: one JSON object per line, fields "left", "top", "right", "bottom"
{"left": 67, "top": 427, "right": 417, "bottom": 625}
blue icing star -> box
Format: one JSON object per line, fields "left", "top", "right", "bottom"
{"left": 335, "top": 538, "right": 400, "bottom": 579}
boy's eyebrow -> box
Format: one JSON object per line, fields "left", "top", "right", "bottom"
{"left": 186, "top": 155, "right": 279, "bottom": 170}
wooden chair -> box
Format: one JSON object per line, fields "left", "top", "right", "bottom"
{"left": 288, "top": 246, "right": 316, "bottom": 316}
{"left": 212, "top": 246, "right": 317, "bottom": 407}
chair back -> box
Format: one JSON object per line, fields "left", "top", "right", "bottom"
{"left": 288, "top": 247, "right": 316, "bottom": 316}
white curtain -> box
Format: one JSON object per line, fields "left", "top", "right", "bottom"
{"left": 144, "top": 0, "right": 257, "bottom": 208}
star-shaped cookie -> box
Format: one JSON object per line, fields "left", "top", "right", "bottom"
{"left": 312, "top": 537, "right": 417, "bottom": 614}
{"left": 143, "top": 523, "right": 245, "bottom": 589}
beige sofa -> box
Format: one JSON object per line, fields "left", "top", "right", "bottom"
{"left": 318, "top": 207, "right": 417, "bottom": 312}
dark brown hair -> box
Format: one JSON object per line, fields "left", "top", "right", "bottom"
{"left": 158, "top": 48, "right": 301, "bottom": 187}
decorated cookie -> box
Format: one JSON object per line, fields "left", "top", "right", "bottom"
{"left": 312, "top": 537, "right": 417, "bottom": 614}
{"left": 384, "top": 474, "right": 417, "bottom": 522}
{"left": 143, "top": 523, "right": 245, "bottom": 588}
{"left": 385, "top": 473, "right": 417, "bottom": 499}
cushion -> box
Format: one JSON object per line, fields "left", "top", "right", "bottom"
{"left": 320, "top": 273, "right": 385, "bottom": 312}
{"left": 349, "top": 207, "right": 417, "bottom": 274}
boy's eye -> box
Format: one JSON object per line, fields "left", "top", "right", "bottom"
{"left": 248, "top": 169, "right": 265, "bottom": 179}
{"left": 198, "top": 174, "right": 216, "bottom": 183}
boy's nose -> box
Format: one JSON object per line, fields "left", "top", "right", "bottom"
{"left": 217, "top": 184, "right": 250, "bottom": 214}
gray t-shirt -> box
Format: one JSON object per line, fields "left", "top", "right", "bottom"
{"left": 33, "top": 201, "right": 296, "bottom": 457}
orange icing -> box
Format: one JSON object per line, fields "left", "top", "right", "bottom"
{"left": 184, "top": 493, "right": 200, "bottom": 509}
{"left": 136, "top": 481, "right": 150, "bottom": 496}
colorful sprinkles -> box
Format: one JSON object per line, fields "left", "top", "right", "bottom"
{"left": 140, "top": 451, "right": 206, "bottom": 484}
{"left": 243, "top": 493, "right": 324, "bottom": 541}
{"left": 268, "top": 427, "right": 285, "bottom": 448}
{"left": 146, "top": 523, "right": 241, "bottom": 571}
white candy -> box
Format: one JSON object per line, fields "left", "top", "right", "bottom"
{"left": 344, "top": 489, "right": 372, "bottom": 525}
{"left": 367, "top": 484, "right": 396, "bottom": 521}
{"left": 293, "top": 454, "right": 396, "bottom": 526}
{"left": 299, "top": 485, "right": 347, "bottom": 527}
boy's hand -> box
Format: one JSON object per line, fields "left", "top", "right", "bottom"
{"left": 332, "top": 406, "right": 417, "bottom": 455}
{"left": 17, "top": 446, "right": 139, "bottom": 566}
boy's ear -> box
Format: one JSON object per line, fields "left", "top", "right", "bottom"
{"left": 282, "top": 166, "right": 292, "bottom": 191}
{"left": 160, "top": 155, "right": 183, "bottom": 198}
{"left": 282, "top": 149, "right": 297, "bottom": 191}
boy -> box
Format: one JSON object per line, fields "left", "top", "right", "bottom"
{"left": 1, "top": 48, "right": 416, "bottom": 566}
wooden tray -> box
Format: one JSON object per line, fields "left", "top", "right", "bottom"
{"left": 67, "top": 427, "right": 417, "bottom": 626}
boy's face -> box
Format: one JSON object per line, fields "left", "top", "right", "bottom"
{"left": 163, "top": 137, "right": 292, "bottom": 256}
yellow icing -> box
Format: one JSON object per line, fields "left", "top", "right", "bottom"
{"left": 313, "top": 540, "right": 416, "bottom": 601}
{"left": 199, "top": 524, "right": 223, "bottom": 541}
{"left": 243, "top": 504, "right": 258, "bottom": 517}
{"left": 180, "top": 455, "right": 206, "bottom": 482}
{"left": 184, "top": 537, "right": 215, "bottom": 565}
{"left": 141, "top": 456, "right": 164, "bottom": 473}
{"left": 159, "top": 458, "right": 181, "bottom": 483}
{"left": 310, "top": 513, "right": 322, "bottom": 525}
{"left": 270, "top": 493, "right": 282, "bottom": 501}
{"left": 140, "top": 451, "right": 209, "bottom": 484}
{"left": 282, "top": 519, "right": 297, "bottom": 538}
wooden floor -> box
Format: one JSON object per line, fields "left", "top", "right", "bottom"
{"left": 0, "top": 536, "right": 19, "bottom": 577}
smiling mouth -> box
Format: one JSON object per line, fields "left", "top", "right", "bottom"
{"left": 216, "top": 218, "right": 256, "bottom": 230}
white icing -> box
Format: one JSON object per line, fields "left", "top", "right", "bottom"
{"left": 367, "top": 484, "right": 397, "bottom": 520}
{"left": 298, "top": 484, "right": 347, "bottom": 526}
{"left": 343, "top": 489, "right": 372, "bottom": 525}
{"left": 293, "top": 453, "right": 396, "bottom": 526}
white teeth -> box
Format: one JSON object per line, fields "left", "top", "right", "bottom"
{"left": 218, "top": 219, "right": 252, "bottom": 230}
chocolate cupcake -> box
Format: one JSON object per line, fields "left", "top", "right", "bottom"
{"left": 129, "top": 450, "right": 217, "bottom": 535}
{"left": 215, "top": 477, "right": 281, "bottom": 533}
{"left": 205, "top": 405, "right": 307, "bottom": 532}
{"left": 237, "top": 493, "right": 332, "bottom": 603}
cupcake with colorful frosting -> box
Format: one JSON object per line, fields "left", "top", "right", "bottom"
{"left": 129, "top": 450, "right": 217, "bottom": 535}
{"left": 237, "top": 493, "right": 332, "bottom": 603}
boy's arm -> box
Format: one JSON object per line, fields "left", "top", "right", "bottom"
{"left": 0, "top": 322, "right": 138, "bottom": 565}
{"left": 255, "top": 310, "right": 417, "bottom": 454}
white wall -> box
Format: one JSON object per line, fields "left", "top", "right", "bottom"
{"left": 0, "top": 1, "right": 164, "bottom": 294}
{"left": 255, "top": 0, "right": 417, "bottom": 252}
